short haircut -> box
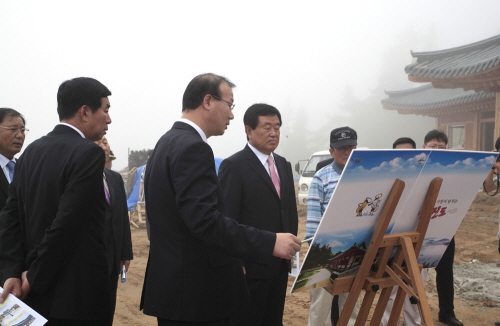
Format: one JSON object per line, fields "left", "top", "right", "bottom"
{"left": 424, "top": 129, "right": 448, "bottom": 145}
{"left": 244, "top": 104, "right": 282, "bottom": 141}
{"left": 57, "top": 77, "right": 111, "bottom": 121}
{"left": 393, "top": 137, "right": 416, "bottom": 149}
{"left": 182, "top": 73, "right": 235, "bottom": 112}
{"left": 495, "top": 137, "right": 500, "bottom": 151}
{"left": 0, "top": 108, "right": 26, "bottom": 125}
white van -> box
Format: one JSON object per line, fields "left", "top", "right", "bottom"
{"left": 295, "top": 150, "right": 331, "bottom": 205}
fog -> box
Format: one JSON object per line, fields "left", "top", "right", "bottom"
{"left": 2, "top": 0, "right": 500, "bottom": 171}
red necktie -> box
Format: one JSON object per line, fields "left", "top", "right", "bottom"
{"left": 267, "top": 156, "right": 280, "bottom": 198}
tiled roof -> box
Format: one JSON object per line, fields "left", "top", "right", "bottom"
{"left": 405, "top": 34, "right": 500, "bottom": 92}
{"left": 382, "top": 84, "right": 495, "bottom": 116}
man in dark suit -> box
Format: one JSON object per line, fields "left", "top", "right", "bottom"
{"left": 0, "top": 77, "right": 114, "bottom": 325}
{"left": 0, "top": 108, "right": 27, "bottom": 286}
{"left": 96, "top": 137, "right": 133, "bottom": 319}
{"left": 0, "top": 108, "right": 27, "bottom": 210}
{"left": 140, "top": 73, "right": 301, "bottom": 326}
{"left": 218, "top": 103, "right": 298, "bottom": 326}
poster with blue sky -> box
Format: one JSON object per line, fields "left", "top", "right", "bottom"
{"left": 292, "top": 149, "right": 495, "bottom": 293}
{"left": 390, "top": 150, "right": 497, "bottom": 267}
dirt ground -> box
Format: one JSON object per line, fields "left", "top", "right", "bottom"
{"left": 114, "top": 192, "right": 500, "bottom": 325}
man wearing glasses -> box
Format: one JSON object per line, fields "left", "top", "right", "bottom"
{"left": 140, "top": 73, "right": 301, "bottom": 326}
{"left": 0, "top": 108, "right": 27, "bottom": 286}
{"left": 0, "top": 108, "right": 27, "bottom": 210}
{"left": 420, "top": 130, "right": 463, "bottom": 326}
{"left": 306, "top": 126, "right": 360, "bottom": 326}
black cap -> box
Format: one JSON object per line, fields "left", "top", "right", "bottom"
{"left": 330, "top": 126, "right": 357, "bottom": 149}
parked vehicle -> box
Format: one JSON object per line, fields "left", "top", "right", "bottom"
{"left": 295, "top": 150, "right": 331, "bottom": 205}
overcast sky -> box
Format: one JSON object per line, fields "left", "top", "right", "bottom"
{"left": 2, "top": 0, "right": 500, "bottom": 171}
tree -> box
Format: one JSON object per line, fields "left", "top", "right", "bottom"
{"left": 128, "top": 149, "right": 153, "bottom": 168}
{"left": 302, "top": 242, "right": 334, "bottom": 270}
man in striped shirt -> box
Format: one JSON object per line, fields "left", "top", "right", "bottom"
{"left": 306, "top": 126, "right": 359, "bottom": 326}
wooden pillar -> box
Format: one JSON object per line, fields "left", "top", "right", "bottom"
{"left": 472, "top": 111, "right": 479, "bottom": 151}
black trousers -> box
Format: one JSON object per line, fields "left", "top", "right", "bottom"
{"left": 331, "top": 295, "right": 340, "bottom": 325}
{"left": 230, "top": 261, "right": 289, "bottom": 326}
{"left": 435, "top": 236, "right": 456, "bottom": 319}
{"left": 47, "top": 319, "right": 112, "bottom": 326}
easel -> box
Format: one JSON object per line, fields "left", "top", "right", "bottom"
{"left": 324, "top": 177, "right": 443, "bottom": 326}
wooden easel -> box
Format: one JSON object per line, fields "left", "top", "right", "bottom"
{"left": 324, "top": 177, "right": 443, "bottom": 326}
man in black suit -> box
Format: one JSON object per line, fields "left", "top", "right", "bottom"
{"left": 0, "top": 108, "right": 27, "bottom": 286}
{"left": 218, "top": 103, "right": 298, "bottom": 326}
{"left": 96, "top": 137, "right": 134, "bottom": 319}
{"left": 140, "top": 73, "right": 301, "bottom": 326}
{"left": 0, "top": 108, "right": 26, "bottom": 211}
{"left": 0, "top": 77, "right": 114, "bottom": 325}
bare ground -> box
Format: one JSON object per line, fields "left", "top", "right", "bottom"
{"left": 114, "top": 192, "right": 500, "bottom": 325}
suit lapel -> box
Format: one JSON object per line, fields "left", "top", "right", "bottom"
{"left": 243, "top": 146, "right": 280, "bottom": 199}
{"left": 0, "top": 172, "right": 8, "bottom": 198}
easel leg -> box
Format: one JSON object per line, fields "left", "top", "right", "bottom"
{"left": 400, "top": 236, "right": 433, "bottom": 326}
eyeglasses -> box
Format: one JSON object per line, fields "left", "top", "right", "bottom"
{"left": 211, "top": 95, "right": 235, "bottom": 111}
{"left": 0, "top": 126, "right": 29, "bottom": 135}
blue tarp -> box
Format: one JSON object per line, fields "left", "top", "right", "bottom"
{"left": 127, "top": 165, "right": 145, "bottom": 210}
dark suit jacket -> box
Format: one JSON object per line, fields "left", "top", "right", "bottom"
{"left": 0, "top": 125, "right": 114, "bottom": 320}
{"left": 140, "top": 121, "right": 276, "bottom": 322}
{"left": 104, "top": 168, "right": 133, "bottom": 275}
{"left": 218, "top": 145, "right": 298, "bottom": 280}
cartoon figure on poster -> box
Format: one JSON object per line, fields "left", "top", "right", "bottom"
{"left": 355, "top": 193, "right": 384, "bottom": 216}
{"left": 369, "top": 193, "right": 383, "bottom": 215}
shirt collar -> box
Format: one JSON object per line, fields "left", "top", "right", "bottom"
{"left": 332, "top": 160, "right": 343, "bottom": 174}
{"left": 247, "top": 143, "right": 273, "bottom": 166}
{"left": 178, "top": 118, "right": 207, "bottom": 143}
{"left": 0, "top": 154, "right": 14, "bottom": 169}
{"left": 58, "top": 123, "right": 85, "bottom": 138}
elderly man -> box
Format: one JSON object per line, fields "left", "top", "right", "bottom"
{"left": 95, "top": 136, "right": 133, "bottom": 321}
{"left": 0, "top": 77, "right": 114, "bottom": 325}
{"left": 140, "top": 73, "right": 301, "bottom": 326}
{"left": 306, "top": 126, "right": 360, "bottom": 326}
{"left": 0, "top": 108, "right": 27, "bottom": 209}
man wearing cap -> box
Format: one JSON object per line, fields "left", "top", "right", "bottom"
{"left": 305, "top": 126, "right": 360, "bottom": 326}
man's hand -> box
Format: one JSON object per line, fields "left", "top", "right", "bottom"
{"left": 273, "top": 233, "right": 301, "bottom": 260}
{"left": 20, "top": 271, "right": 30, "bottom": 300}
{"left": 121, "top": 260, "right": 131, "bottom": 272}
{"left": 0, "top": 278, "right": 22, "bottom": 303}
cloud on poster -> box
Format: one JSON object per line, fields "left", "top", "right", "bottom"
{"left": 424, "top": 155, "right": 496, "bottom": 173}
{"left": 347, "top": 153, "right": 427, "bottom": 179}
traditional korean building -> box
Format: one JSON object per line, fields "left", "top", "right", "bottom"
{"left": 328, "top": 242, "right": 366, "bottom": 275}
{"left": 382, "top": 34, "right": 500, "bottom": 151}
